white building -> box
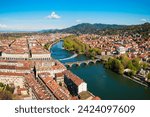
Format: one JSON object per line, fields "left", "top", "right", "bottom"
{"left": 64, "top": 70, "right": 87, "bottom": 95}
{"left": 31, "top": 54, "right": 51, "bottom": 60}
{"left": 2, "top": 52, "right": 29, "bottom": 59}
{"left": 117, "top": 46, "right": 126, "bottom": 54}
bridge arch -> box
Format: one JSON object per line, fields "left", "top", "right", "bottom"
{"left": 72, "top": 63, "right": 80, "bottom": 67}
{"left": 95, "top": 59, "right": 101, "bottom": 63}
{"left": 80, "top": 62, "right": 88, "bottom": 66}
{"left": 65, "top": 64, "right": 72, "bottom": 68}
{"left": 88, "top": 61, "right": 95, "bottom": 64}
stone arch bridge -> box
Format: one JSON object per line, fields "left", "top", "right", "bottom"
{"left": 64, "top": 59, "right": 101, "bottom": 67}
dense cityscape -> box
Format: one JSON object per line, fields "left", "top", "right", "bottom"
{"left": 0, "top": 0, "right": 150, "bottom": 100}
{"left": 0, "top": 33, "right": 100, "bottom": 100}
{"left": 0, "top": 23, "right": 150, "bottom": 99}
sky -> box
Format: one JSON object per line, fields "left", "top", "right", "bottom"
{"left": 0, "top": 0, "right": 150, "bottom": 31}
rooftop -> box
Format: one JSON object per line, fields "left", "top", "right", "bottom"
{"left": 64, "top": 70, "right": 84, "bottom": 86}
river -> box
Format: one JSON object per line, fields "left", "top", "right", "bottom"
{"left": 51, "top": 40, "right": 150, "bottom": 100}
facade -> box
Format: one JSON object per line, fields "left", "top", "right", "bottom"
{"left": 78, "top": 82, "right": 87, "bottom": 94}
{"left": 64, "top": 70, "right": 87, "bottom": 96}
{"left": 0, "top": 60, "right": 31, "bottom": 74}
{"left": 31, "top": 54, "right": 51, "bottom": 60}
{"left": 2, "top": 52, "right": 29, "bottom": 59}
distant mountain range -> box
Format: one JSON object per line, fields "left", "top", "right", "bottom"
{"left": 40, "top": 22, "right": 150, "bottom": 38}
{"left": 40, "top": 23, "right": 127, "bottom": 34}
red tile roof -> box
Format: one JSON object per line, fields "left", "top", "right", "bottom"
{"left": 38, "top": 73, "right": 71, "bottom": 100}
{"left": 63, "top": 70, "right": 84, "bottom": 86}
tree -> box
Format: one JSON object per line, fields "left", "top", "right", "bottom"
{"left": 132, "top": 58, "right": 141, "bottom": 71}
{"left": 85, "top": 44, "right": 90, "bottom": 52}
{"left": 120, "top": 55, "right": 129, "bottom": 68}
{"left": 90, "top": 50, "right": 96, "bottom": 57}
{"left": 0, "top": 82, "right": 4, "bottom": 87}
{"left": 127, "top": 61, "right": 136, "bottom": 71}
{"left": 93, "top": 48, "right": 101, "bottom": 55}
{"left": 141, "top": 62, "right": 148, "bottom": 69}
{"left": 6, "top": 84, "right": 15, "bottom": 94}
{"left": 0, "top": 91, "right": 12, "bottom": 100}
{"left": 112, "top": 59, "right": 124, "bottom": 74}
{"left": 147, "top": 73, "right": 150, "bottom": 80}
{"left": 104, "top": 58, "right": 114, "bottom": 69}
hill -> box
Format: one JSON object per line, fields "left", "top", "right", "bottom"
{"left": 41, "top": 23, "right": 126, "bottom": 34}
{"left": 41, "top": 23, "right": 150, "bottom": 38}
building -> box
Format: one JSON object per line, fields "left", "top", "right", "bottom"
{"left": 35, "top": 60, "right": 56, "bottom": 77}
{"left": 64, "top": 70, "right": 87, "bottom": 96}
{"left": 0, "top": 60, "right": 32, "bottom": 74}
{"left": 28, "top": 38, "right": 51, "bottom": 60}
{"left": 38, "top": 72, "right": 71, "bottom": 100}
{"left": 117, "top": 46, "right": 126, "bottom": 54}
{"left": 1, "top": 38, "right": 30, "bottom": 60}
{"left": 25, "top": 73, "right": 51, "bottom": 100}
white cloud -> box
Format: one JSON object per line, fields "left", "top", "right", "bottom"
{"left": 76, "top": 19, "right": 82, "bottom": 23}
{"left": 47, "top": 12, "right": 61, "bottom": 19}
{"left": 0, "top": 24, "right": 7, "bottom": 28}
{"left": 141, "top": 18, "right": 149, "bottom": 22}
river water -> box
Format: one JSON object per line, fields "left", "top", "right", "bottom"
{"left": 51, "top": 41, "right": 150, "bottom": 100}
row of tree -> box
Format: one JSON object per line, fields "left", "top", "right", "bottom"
{"left": 63, "top": 35, "right": 101, "bottom": 58}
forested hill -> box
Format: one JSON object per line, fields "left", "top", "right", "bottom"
{"left": 41, "top": 23, "right": 126, "bottom": 34}
{"left": 96, "top": 22, "right": 150, "bottom": 38}
{"left": 58, "top": 23, "right": 126, "bottom": 34}
{"left": 41, "top": 23, "right": 150, "bottom": 38}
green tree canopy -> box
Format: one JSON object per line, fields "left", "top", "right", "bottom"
{"left": 120, "top": 55, "right": 130, "bottom": 68}
{"left": 147, "top": 73, "right": 150, "bottom": 80}
{"left": 132, "top": 58, "right": 141, "bottom": 71}
{"left": 112, "top": 59, "right": 124, "bottom": 74}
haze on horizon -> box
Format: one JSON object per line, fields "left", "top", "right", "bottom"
{"left": 0, "top": 0, "right": 150, "bottom": 31}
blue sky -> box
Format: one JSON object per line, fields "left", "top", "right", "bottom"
{"left": 0, "top": 0, "right": 150, "bottom": 31}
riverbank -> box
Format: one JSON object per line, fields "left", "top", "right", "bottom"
{"left": 63, "top": 36, "right": 101, "bottom": 59}
{"left": 123, "top": 75, "right": 149, "bottom": 87}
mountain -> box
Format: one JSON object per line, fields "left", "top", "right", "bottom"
{"left": 61, "top": 23, "right": 128, "bottom": 34}
{"left": 41, "top": 23, "right": 150, "bottom": 38}
{"left": 41, "top": 23, "right": 126, "bottom": 34}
